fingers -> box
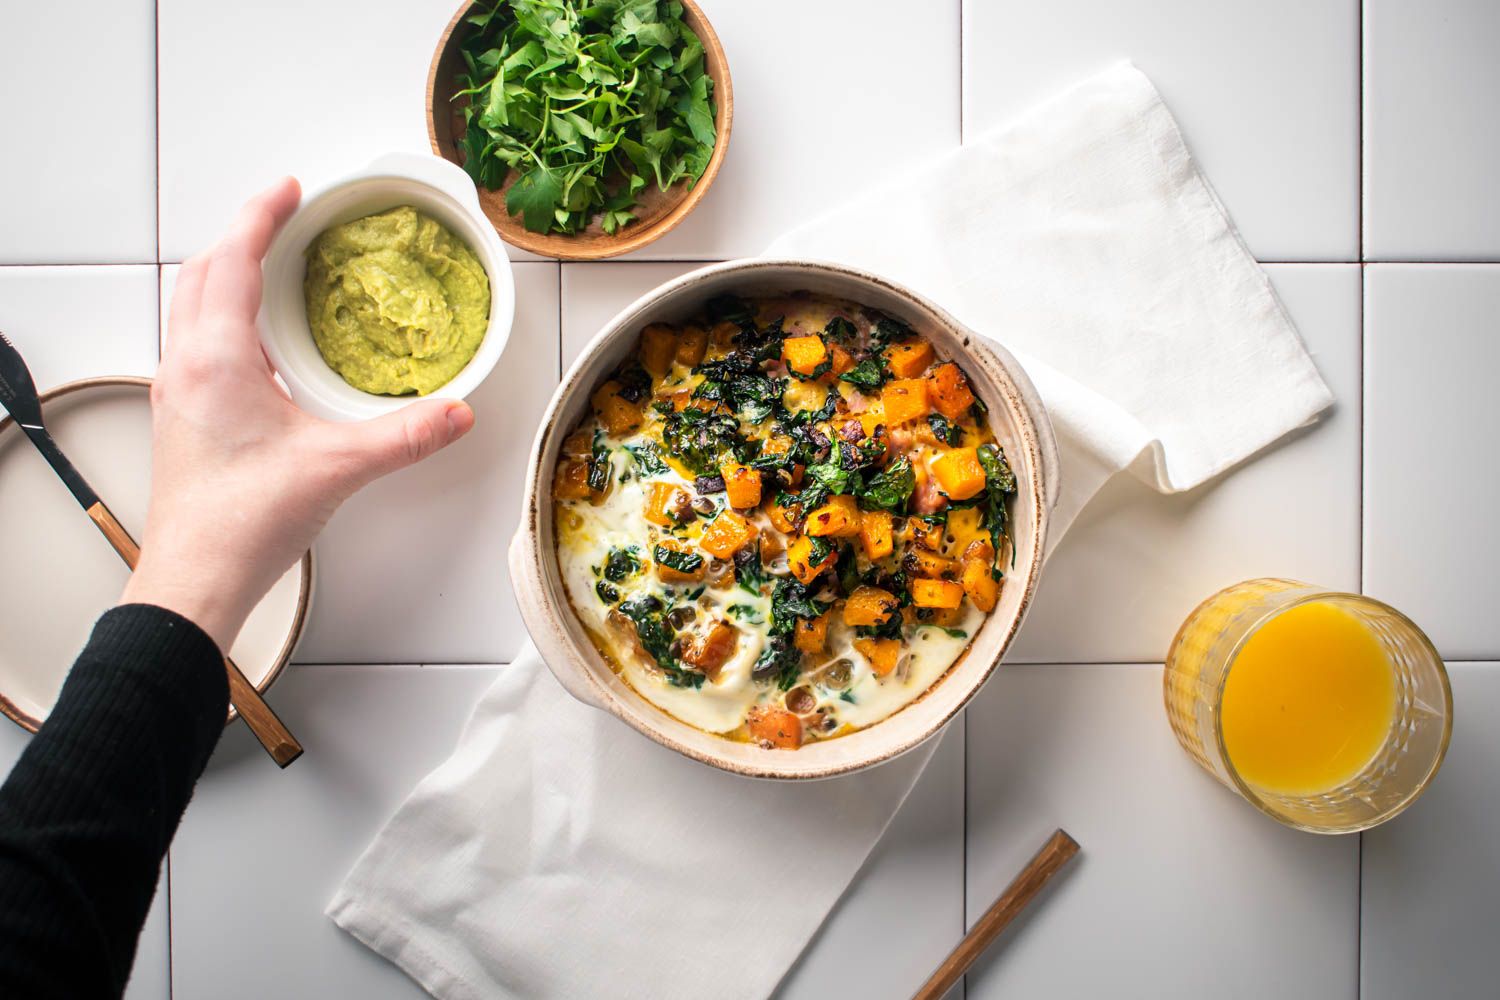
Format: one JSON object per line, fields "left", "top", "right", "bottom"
{"left": 326, "top": 400, "right": 476, "bottom": 491}
{"left": 199, "top": 176, "right": 301, "bottom": 330}
{"left": 167, "top": 254, "right": 209, "bottom": 340}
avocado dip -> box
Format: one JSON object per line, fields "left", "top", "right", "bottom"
{"left": 303, "top": 205, "right": 490, "bottom": 396}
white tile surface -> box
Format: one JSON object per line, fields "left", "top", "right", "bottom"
{"left": 170, "top": 664, "right": 498, "bottom": 999}
{"left": 964, "top": 663, "right": 1358, "bottom": 999}
{"left": 168, "top": 261, "right": 560, "bottom": 664}
{"left": 1364, "top": 0, "right": 1500, "bottom": 260}
{"left": 777, "top": 722, "right": 965, "bottom": 1000}
{"left": 1011, "top": 264, "right": 1362, "bottom": 663}
{"left": 615, "top": 0, "right": 961, "bottom": 259}
{"left": 1364, "top": 266, "right": 1500, "bottom": 660}
{"left": 0, "top": 3, "right": 157, "bottom": 264}
{"left": 1361, "top": 662, "right": 1500, "bottom": 1000}
{"left": 0, "top": 725, "right": 171, "bottom": 1000}
{"left": 0, "top": 266, "right": 160, "bottom": 387}
{"left": 963, "top": 1, "right": 1358, "bottom": 262}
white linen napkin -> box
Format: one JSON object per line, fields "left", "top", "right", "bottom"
{"left": 327, "top": 62, "right": 1333, "bottom": 999}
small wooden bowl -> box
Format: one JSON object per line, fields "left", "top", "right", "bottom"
{"left": 425, "top": 0, "right": 734, "bottom": 261}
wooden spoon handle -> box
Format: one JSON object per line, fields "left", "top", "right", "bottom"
{"left": 86, "top": 501, "right": 303, "bottom": 768}
{"left": 912, "top": 829, "right": 1080, "bottom": 1000}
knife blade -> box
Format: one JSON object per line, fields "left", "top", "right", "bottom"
{"left": 0, "top": 330, "right": 302, "bottom": 767}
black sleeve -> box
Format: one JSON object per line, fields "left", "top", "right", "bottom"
{"left": 0, "top": 604, "right": 229, "bottom": 999}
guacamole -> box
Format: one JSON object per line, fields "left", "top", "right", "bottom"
{"left": 303, "top": 206, "right": 490, "bottom": 396}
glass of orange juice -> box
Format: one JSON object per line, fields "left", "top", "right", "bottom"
{"left": 1164, "top": 578, "right": 1452, "bottom": 833}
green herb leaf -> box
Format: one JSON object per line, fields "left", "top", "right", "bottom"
{"left": 653, "top": 544, "right": 705, "bottom": 575}
{"left": 927, "top": 413, "right": 961, "bottom": 446}
{"left": 857, "top": 456, "right": 915, "bottom": 512}
{"left": 839, "top": 356, "right": 889, "bottom": 389}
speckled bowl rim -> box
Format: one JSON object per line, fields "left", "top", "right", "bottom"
{"left": 510, "top": 259, "right": 1059, "bottom": 779}
{"left": 0, "top": 376, "right": 314, "bottom": 734}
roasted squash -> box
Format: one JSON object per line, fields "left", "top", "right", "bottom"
{"left": 788, "top": 534, "right": 837, "bottom": 585}
{"left": 553, "top": 461, "right": 593, "bottom": 500}
{"left": 928, "top": 362, "right": 976, "bottom": 420}
{"left": 911, "top": 578, "right": 964, "bottom": 609}
{"left": 782, "top": 335, "right": 829, "bottom": 376}
{"left": 644, "top": 482, "right": 690, "bottom": 526}
{"left": 654, "top": 539, "right": 706, "bottom": 584}
{"left": 681, "top": 620, "right": 738, "bottom": 677}
{"left": 640, "top": 323, "right": 677, "bottom": 376}
{"left": 881, "top": 378, "right": 929, "bottom": 425}
{"left": 676, "top": 323, "right": 708, "bottom": 368}
{"left": 805, "top": 495, "right": 861, "bottom": 538}
{"left": 721, "top": 461, "right": 763, "bottom": 509}
{"left": 859, "top": 510, "right": 894, "bottom": 560}
{"left": 794, "top": 612, "right": 830, "bottom": 655}
{"left": 854, "top": 637, "right": 902, "bottom": 677}
{"left": 591, "top": 380, "right": 643, "bottom": 435}
{"left": 843, "top": 585, "right": 900, "bottom": 627}
{"left": 931, "top": 447, "right": 986, "bottom": 501}
{"left": 747, "top": 706, "right": 803, "bottom": 749}
{"left": 904, "top": 548, "right": 957, "bottom": 579}
{"left": 829, "top": 345, "right": 856, "bottom": 376}
{"left": 885, "top": 339, "right": 934, "bottom": 379}
{"left": 768, "top": 501, "right": 802, "bottom": 534}
{"left": 961, "top": 558, "right": 1000, "bottom": 612}
{"left": 700, "top": 510, "right": 757, "bottom": 559}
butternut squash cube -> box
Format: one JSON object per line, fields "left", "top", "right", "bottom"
{"left": 805, "top": 495, "right": 861, "bottom": 538}
{"left": 885, "top": 339, "right": 934, "bottom": 379}
{"left": 591, "top": 380, "right": 643, "bottom": 435}
{"left": 747, "top": 706, "right": 803, "bottom": 749}
{"left": 720, "top": 461, "right": 763, "bottom": 509}
{"left": 962, "top": 558, "right": 1000, "bottom": 612}
{"left": 829, "top": 345, "right": 856, "bottom": 376}
{"left": 881, "top": 378, "right": 929, "bottom": 425}
{"left": 644, "top": 482, "right": 689, "bottom": 526}
{"left": 788, "top": 535, "right": 837, "bottom": 585}
{"left": 911, "top": 578, "right": 964, "bottom": 609}
{"left": 675, "top": 323, "right": 708, "bottom": 368}
{"left": 843, "top": 586, "right": 900, "bottom": 627}
{"left": 553, "top": 461, "right": 593, "bottom": 500}
{"left": 854, "top": 637, "right": 902, "bottom": 677}
{"left": 640, "top": 323, "right": 677, "bottom": 376}
{"left": 681, "top": 620, "right": 738, "bottom": 678}
{"left": 782, "top": 335, "right": 829, "bottom": 376}
{"left": 654, "top": 539, "right": 706, "bottom": 584}
{"left": 794, "top": 612, "right": 830, "bottom": 655}
{"left": 768, "top": 501, "right": 802, "bottom": 535}
{"left": 700, "top": 510, "right": 757, "bottom": 559}
{"left": 859, "top": 510, "right": 894, "bottom": 560}
{"left": 905, "top": 548, "right": 957, "bottom": 579}
{"left": 931, "top": 447, "right": 987, "bottom": 501}
{"left": 927, "top": 362, "right": 976, "bottom": 420}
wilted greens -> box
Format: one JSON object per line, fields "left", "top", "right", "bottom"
{"left": 454, "top": 0, "right": 717, "bottom": 235}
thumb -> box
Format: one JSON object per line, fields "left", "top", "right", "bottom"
{"left": 334, "top": 399, "right": 476, "bottom": 488}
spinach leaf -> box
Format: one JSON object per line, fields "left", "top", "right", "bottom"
{"left": 706, "top": 294, "right": 755, "bottom": 327}
{"left": 614, "top": 362, "right": 653, "bottom": 403}
{"left": 595, "top": 580, "right": 619, "bottom": 604}
{"left": 752, "top": 635, "right": 803, "bottom": 691}
{"left": 623, "top": 441, "right": 668, "bottom": 477}
{"left": 767, "top": 578, "right": 830, "bottom": 636}
{"left": 602, "top": 546, "right": 642, "bottom": 583}
{"left": 587, "top": 430, "right": 612, "bottom": 492}
{"left": 839, "top": 356, "right": 888, "bottom": 390}
{"left": 694, "top": 353, "right": 783, "bottom": 422}
{"left": 617, "top": 593, "right": 704, "bottom": 689}
{"left": 927, "top": 413, "right": 961, "bottom": 446}
{"left": 659, "top": 406, "right": 746, "bottom": 474}
{"left": 733, "top": 545, "right": 769, "bottom": 596}
{"left": 726, "top": 604, "right": 763, "bottom": 624}
{"left": 653, "top": 544, "right": 705, "bottom": 575}
{"left": 824, "top": 316, "right": 858, "bottom": 343}
{"left": 976, "top": 443, "right": 1017, "bottom": 576}
{"left": 868, "top": 313, "right": 913, "bottom": 352}
{"left": 857, "top": 456, "right": 915, "bottom": 512}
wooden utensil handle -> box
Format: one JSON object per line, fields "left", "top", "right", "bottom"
{"left": 85, "top": 501, "right": 303, "bottom": 768}
{"left": 912, "top": 829, "right": 1080, "bottom": 1000}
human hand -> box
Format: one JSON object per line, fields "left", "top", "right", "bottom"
{"left": 120, "top": 178, "right": 475, "bottom": 651}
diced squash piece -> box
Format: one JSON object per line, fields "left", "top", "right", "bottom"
{"left": 654, "top": 539, "right": 706, "bottom": 584}
{"left": 881, "top": 378, "right": 930, "bottom": 425}
{"left": 676, "top": 323, "right": 708, "bottom": 368}
{"left": 783, "top": 378, "right": 828, "bottom": 413}
{"left": 911, "top": 578, "right": 964, "bottom": 609}
{"left": 644, "top": 482, "right": 689, "bottom": 526}
{"left": 747, "top": 706, "right": 803, "bottom": 749}
{"left": 950, "top": 508, "right": 986, "bottom": 550}
{"left": 928, "top": 362, "right": 976, "bottom": 420}
{"left": 962, "top": 558, "right": 1000, "bottom": 612}
{"left": 897, "top": 516, "right": 945, "bottom": 551}
{"left": 854, "top": 637, "right": 902, "bottom": 677}
{"left": 758, "top": 532, "right": 784, "bottom": 561}
{"left": 857, "top": 401, "right": 887, "bottom": 437}
{"left": 591, "top": 380, "right": 643, "bottom": 435}
{"left": 860, "top": 510, "right": 894, "bottom": 560}
{"left": 768, "top": 501, "right": 802, "bottom": 534}
{"left": 561, "top": 430, "right": 593, "bottom": 457}
{"left": 829, "top": 345, "right": 856, "bottom": 376}
{"left": 681, "top": 620, "right": 738, "bottom": 677}
{"left": 553, "top": 461, "right": 593, "bottom": 500}
{"left": 700, "top": 510, "right": 757, "bottom": 559}
{"left": 905, "top": 548, "right": 957, "bottom": 579}
{"left": 640, "top": 323, "right": 677, "bottom": 376}
{"left": 721, "top": 461, "right": 763, "bottom": 509}
{"left": 805, "top": 495, "right": 861, "bottom": 538}
{"left": 885, "top": 339, "right": 934, "bottom": 379}
{"left": 962, "top": 537, "right": 995, "bottom": 564}
{"left": 931, "top": 447, "right": 987, "bottom": 501}
{"left": 794, "top": 612, "right": 830, "bottom": 655}
{"left": 903, "top": 604, "right": 965, "bottom": 628}
{"left": 782, "top": 335, "right": 829, "bottom": 376}
{"left": 788, "top": 535, "right": 837, "bottom": 585}
{"left": 843, "top": 586, "right": 900, "bottom": 627}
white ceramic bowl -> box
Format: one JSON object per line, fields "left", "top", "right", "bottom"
{"left": 510, "top": 258, "right": 1060, "bottom": 780}
{"left": 257, "top": 153, "right": 515, "bottom": 422}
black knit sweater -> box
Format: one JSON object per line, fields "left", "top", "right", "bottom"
{"left": 0, "top": 605, "right": 228, "bottom": 998}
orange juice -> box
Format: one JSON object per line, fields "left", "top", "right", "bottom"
{"left": 1220, "top": 601, "right": 1396, "bottom": 795}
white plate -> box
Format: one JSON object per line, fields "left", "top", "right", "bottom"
{"left": 0, "top": 377, "right": 310, "bottom": 731}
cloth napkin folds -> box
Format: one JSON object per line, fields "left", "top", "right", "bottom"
{"left": 327, "top": 62, "right": 1333, "bottom": 999}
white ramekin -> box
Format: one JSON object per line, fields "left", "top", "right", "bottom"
{"left": 257, "top": 153, "right": 515, "bottom": 422}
